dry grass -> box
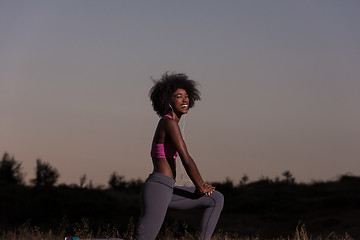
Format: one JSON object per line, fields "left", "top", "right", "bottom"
{"left": 0, "top": 220, "right": 354, "bottom": 240}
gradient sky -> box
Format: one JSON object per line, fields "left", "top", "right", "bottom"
{"left": 1, "top": 1, "right": 359, "bottom": 186}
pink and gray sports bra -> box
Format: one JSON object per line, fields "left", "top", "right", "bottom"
{"left": 150, "top": 115, "right": 179, "bottom": 159}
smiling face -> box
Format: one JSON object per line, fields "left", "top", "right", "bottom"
{"left": 170, "top": 88, "right": 189, "bottom": 116}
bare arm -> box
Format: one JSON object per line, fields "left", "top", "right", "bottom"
{"left": 164, "top": 118, "right": 214, "bottom": 194}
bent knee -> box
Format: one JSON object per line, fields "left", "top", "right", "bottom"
{"left": 211, "top": 190, "right": 224, "bottom": 209}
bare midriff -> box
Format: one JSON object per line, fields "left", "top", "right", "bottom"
{"left": 152, "top": 157, "right": 176, "bottom": 180}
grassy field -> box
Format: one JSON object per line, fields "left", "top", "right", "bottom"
{"left": 0, "top": 219, "right": 354, "bottom": 240}
{"left": 1, "top": 174, "right": 359, "bottom": 239}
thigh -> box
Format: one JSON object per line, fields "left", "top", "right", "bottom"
{"left": 140, "top": 181, "right": 173, "bottom": 216}
{"left": 135, "top": 181, "right": 174, "bottom": 240}
{"left": 168, "top": 186, "right": 220, "bottom": 210}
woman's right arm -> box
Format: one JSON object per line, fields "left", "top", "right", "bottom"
{"left": 164, "top": 118, "right": 215, "bottom": 195}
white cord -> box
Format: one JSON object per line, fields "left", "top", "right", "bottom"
{"left": 168, "top": 105, "right": 192, "bottom": 186}
{"left": 178, "top": 113, "right": 193, "bottom": 186}
{"left": 181, "top": 113, "right": 186, "bottom": 139}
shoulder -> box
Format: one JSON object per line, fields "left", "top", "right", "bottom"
{"left": 161, "top": 116, "right": 180, "bottom": 131}
{"left": 162, "top": 115, "right": 176, "bottom": 124}
{"left": 157, "top": 115, "right": 176, "bottom": 127}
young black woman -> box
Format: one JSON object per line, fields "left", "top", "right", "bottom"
{"left": 134, "top": 73, "right": 224, "bottom": 240}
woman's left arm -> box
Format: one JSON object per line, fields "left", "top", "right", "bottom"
{"left": 164, "top": 118, "right": 214, "bottom": 194}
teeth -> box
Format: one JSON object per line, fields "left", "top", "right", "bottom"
{"left": 182, "top": 105, "right": 188, "bottom": 107}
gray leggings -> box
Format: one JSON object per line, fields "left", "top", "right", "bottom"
{"left": 134, "top": 172, "right": 224, "bottom": 240}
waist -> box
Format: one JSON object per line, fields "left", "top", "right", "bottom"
{"left": 146, "top": 172, "right": 176, "bottom": 188}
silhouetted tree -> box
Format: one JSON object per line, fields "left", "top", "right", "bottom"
{"left": 30, "top": 159, "right": 59, "bottom": 187}
{"left": 108, "top": 172, "right": 127, "bottom": 190}
{"left": 80, "top": 174, "right": 87, "bottom": 188}
{"left": 240, "top": 174, "right": 249, "bottom": 186}
{"left": 0, "top": 152, "right": 24, "bottom": 184}
{"left": 282, "top": 170, "right": 295, "bottom": 184}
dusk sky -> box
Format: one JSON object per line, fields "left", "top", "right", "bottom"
{"left": 1, "top": 1, "right": 359, "bottom": 186}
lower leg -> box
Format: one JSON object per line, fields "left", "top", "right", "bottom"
{"left": 169, "top": 186, "right": 224, "bottom": 240}
{"left": 199, "top": 191, "right": 224, "bottom": 240}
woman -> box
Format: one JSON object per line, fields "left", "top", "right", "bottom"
{"left": 134, "top": 73, "right": 224, "bottom": 240}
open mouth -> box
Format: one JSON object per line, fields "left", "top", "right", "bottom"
{"left": 181, "top": 104, "right": 188, "bottom": 108}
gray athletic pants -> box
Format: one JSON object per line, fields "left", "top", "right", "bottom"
{"left": 134, "top": 172, "right": 224, "bottom": 240}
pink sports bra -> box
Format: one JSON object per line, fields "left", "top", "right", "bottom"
{"left": 150, "top": 115, "right": 179, "bottom": 159}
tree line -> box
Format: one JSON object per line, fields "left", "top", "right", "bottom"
{"left": 1, "top": 151, "right": 356, "bottom": 191}
{"left": 0, "top": 152, "right": 143, "bottom": 190}
{"left": 0, "top": 152, "right": 59, "bottom": 187}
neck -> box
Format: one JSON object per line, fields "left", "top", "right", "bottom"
{"left": 168, "top": 111, "right": 181, "bottom": 122}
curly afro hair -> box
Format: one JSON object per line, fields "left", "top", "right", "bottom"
{"left": 149, "top": 72, "right": 201, "bottom": 117}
